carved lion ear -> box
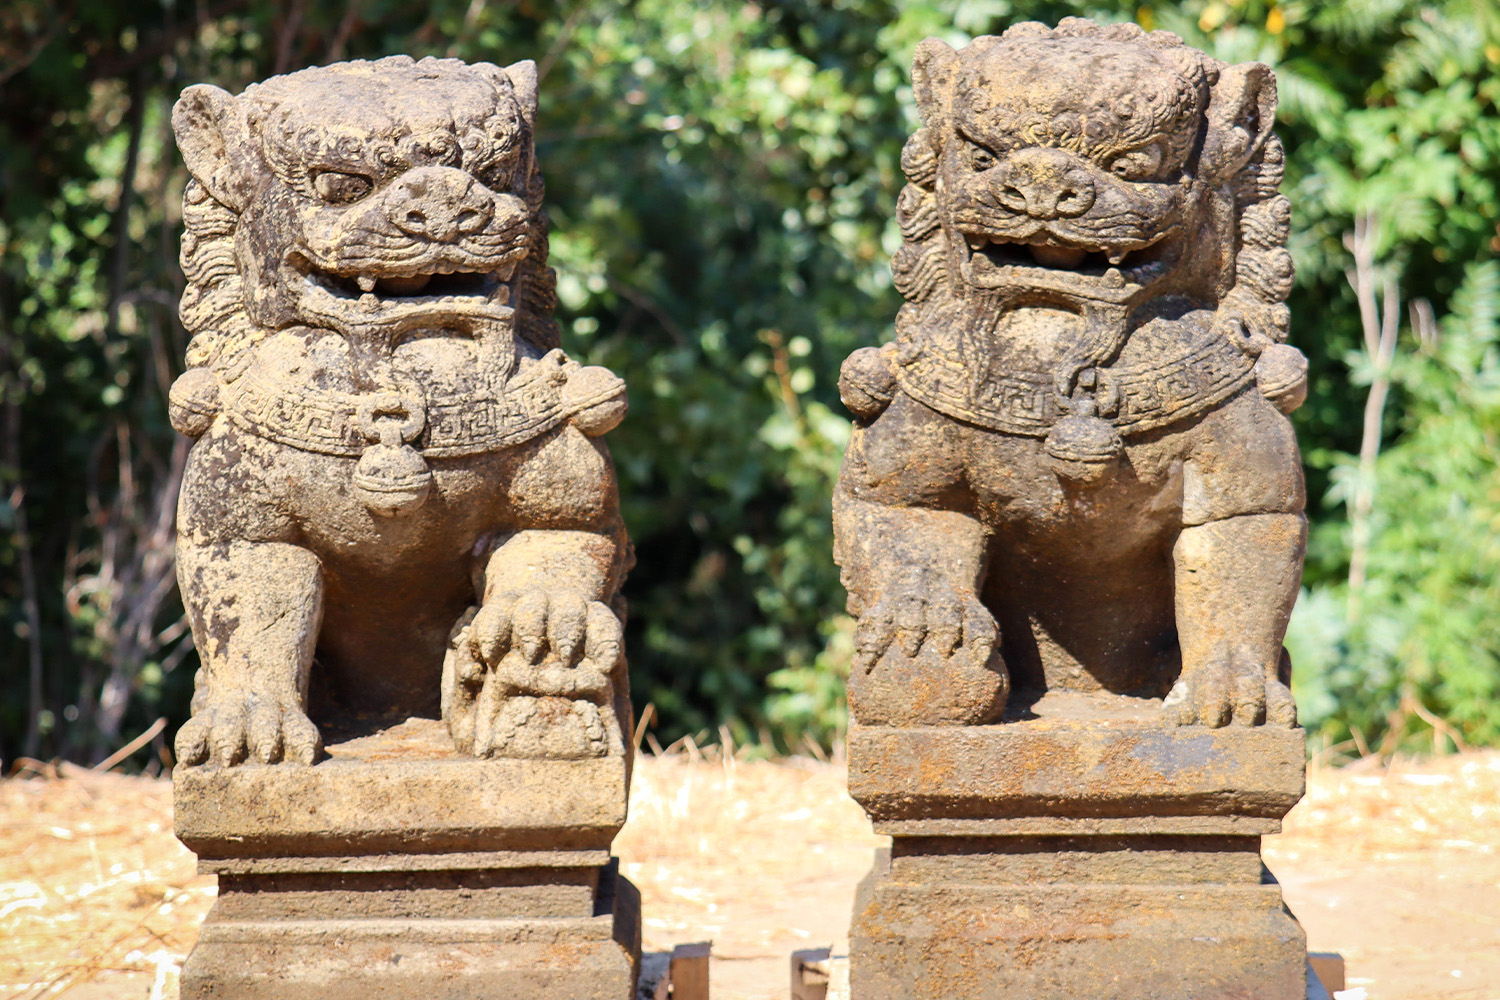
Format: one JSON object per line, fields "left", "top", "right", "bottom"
{"left": 1201, "top": 62, "right": 1277, "bottom": 184}
{"left": 911, "top": 38, "right": 958, "bottom": 125}
{"left": 173, "top": 84, "right": 261, "bottom": 212}
{"left": 505, "top": 60, "right": 539, "bottom": 129}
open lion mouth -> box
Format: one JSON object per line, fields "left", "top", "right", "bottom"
{"left": 309, "top": 266, "right": 502, "bottom": 301}
{"left": 959, "top": 233, "right": 1174, "bottom": 301}
{"left": 289, "top": 252, "right": 519, "bottom": 332}
{"left": 297, "top": 257, "right": 510, "bottom": 301}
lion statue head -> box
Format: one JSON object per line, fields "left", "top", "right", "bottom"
{"left": 167, "top": 56, "right": 629, "bottom": 517}
{"left": 842, "top": 20, "right": 1304, "bottom": 448}
{"left": 173, "top": 55, "right": 557, "bottom": 380}
{"left": 894, "top": 18, "right": 1291, "bottom": 337}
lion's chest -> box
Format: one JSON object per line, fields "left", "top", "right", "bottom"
{"left": 850, "top": 389, "right": 1192, "bottom": 557}
{"left": 191, "top": 424, "right": 517, "bottom": 564}
{"left": 960, "top": 425, "right": 1187, "bottom": 551}
{"left": 896, "top": 308, "right": 1256, "bottom": 444}
{"left": 188, "top": 329, "right": 579, "bottom": 566}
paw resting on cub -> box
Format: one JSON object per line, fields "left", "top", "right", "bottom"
{"left": 442, "top": 587, "right": 624, "bottom": 759}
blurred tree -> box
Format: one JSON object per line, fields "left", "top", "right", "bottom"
{"left": 1, "top": 0, "right": 1496, "bottom": 767}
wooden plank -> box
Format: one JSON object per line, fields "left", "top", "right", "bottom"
{"left": 1310, "top": 952, "right": 1346, "bottom": 993}
{"left": 791, "top": 947, "right": 831, "bottom": 1000}
{"left": 670, "top": 941, "right": 711, "bottom": 1000}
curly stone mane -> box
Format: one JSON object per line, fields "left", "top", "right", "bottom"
{"left": 177, "top": 56, "right": 559, "bottom": 373}
{"left": 890, "top": 19, "right": 1292, "bottom": 346}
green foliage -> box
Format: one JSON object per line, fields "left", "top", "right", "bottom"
{"left": 1289, "top": 261, "right": 1500, "bottom": 752}
{"left": 2, "top": 0, "right": 1498, "bottom": 765}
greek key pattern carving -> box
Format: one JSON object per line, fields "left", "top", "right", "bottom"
{"left": 224, "top": 356, "right": 604, "bottom": 458}
{"left": 897, "top": 335, "right": 1254, "bottom": 438}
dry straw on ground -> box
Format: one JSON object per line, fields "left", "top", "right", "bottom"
{"left": 2, "top": 746, "right": 1498, "bottom": 999}
{"left": 1270, "top": 749, "right": 1500, "bottom": 860}
{"left": 0, "top": 763, "right": 215, "bottom": 1000}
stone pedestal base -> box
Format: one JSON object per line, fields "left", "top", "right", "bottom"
{"left": 174, "top": 717, "right": 639, "bottom": 1000}
{"left": 846, "top": 694, "right": 1309, "bottom": 1000}
{"left": 181, "top": 861, "right": 639, "bottom": 999}
{"left": 852, "top": 849, "right": 1303, "bottom": 999}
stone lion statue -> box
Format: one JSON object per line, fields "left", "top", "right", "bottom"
{"left": 834, "top": 20, "right": 1308, "bottom": 729}
{"left": 168, "top": 56, "right": 632, "bottom": 766}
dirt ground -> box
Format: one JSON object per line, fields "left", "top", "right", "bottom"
{"left": 2, "top": 748, "right": 1497, "bottom": 1000}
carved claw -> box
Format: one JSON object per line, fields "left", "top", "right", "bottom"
{"left": 850, "top": 583, "right": 1007, "bottom": 726}
{"left": 852, "top": 587, "right": 996, "bottom": 675}
{"left": 1162, "top": 647, "right": 1296, "bottom": 729}
{"left": 175, "top": 690, "right": 321, "bottom": 767}
{"left": 469, "top": 586, "right": 616, "bottom": 671}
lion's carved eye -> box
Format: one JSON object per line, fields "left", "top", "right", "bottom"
{"left": 1108, "top": 145, "right": 1164, "bottom": 181}
{"left": 969, "top": 145, "right": 996, "bottom": 171}
{"left": 313, "top": 170, "right": 374, "bottom": 204}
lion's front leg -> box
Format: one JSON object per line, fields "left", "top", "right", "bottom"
{"left": 443, "top": 528, "right": 627, "bottom": 758}
{"left": 836, "top": 492, "right": 1007, "bottom": 726}
{"left": 174, "top": 540, "right": 324, "bottom": 766}
{"left": 1166, "top": 512, "right": 1305, "bottom": 728}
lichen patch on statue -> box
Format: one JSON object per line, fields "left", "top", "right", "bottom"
{"left": 168, "top": 56, "right": 633, "bottom": 766}
{"left": 834, "top": 20, "right": 1308, "bottom": 730}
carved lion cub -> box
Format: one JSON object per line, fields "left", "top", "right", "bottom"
{"left": 835, "top": 20, "right": 1308, "bottom": 728}
{"left": 169, "top": 56, "right": 632, "bottom": 766}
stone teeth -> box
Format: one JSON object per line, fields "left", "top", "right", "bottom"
{"left": 1108, "top": 251, "right": 1127, "bottom": 266}
{"left": 357, "top": 275, "right": 376, "bottom": 292}
{"left": 1104, "top": 267, "right": 1125, "bottom": 287}
{"left": 965, "top": 233, "right": 986, "bottom": 251}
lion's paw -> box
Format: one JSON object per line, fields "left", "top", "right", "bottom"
{"left": 468, "top": 587, "right": 621, "bottom": 672}
{"left": 1162, "top": 650, "right": 1296, "bottom": 729}
{"left": 442, "top": 588, "right": 622, "bottom": 759}
{"left": 849, "top": 583, "right": 1008, "bottom": 726}
{"left": 175, "top": 690, "right": 321, "bottom": 767}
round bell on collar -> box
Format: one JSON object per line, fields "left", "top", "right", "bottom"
{"left": 1045, "top": 373, "right": 1122, "bottom": 484}
{"left": 353, "top": 389, "right": 433, "bottom": 516}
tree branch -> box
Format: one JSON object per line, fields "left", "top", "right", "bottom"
{"left": 1344, "top": 212, "right": 1400, "bottom": 602}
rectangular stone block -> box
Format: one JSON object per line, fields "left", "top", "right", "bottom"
{"left": 175, "top": 718, "right": 639, "bottom": 1000}
{"left": 851, "top": 850, "right": 1306, "bottom": 1000}
{"left": 211, "top": 866, "right": 603, "bottom": 920}
{"left": 174, "top": 717, "right": 628, "bottom": 858}
{"left": 887, "top": 834, "right": 1266, "bottom": 884}
{"left": 849, "top": 714, "right": 1306, "bottom": 828}
{"left": 846, "top": 711, "right": 1311, "bottom": 998}
{"left": 182, "top": 861, "right": 641, "bottom": 1000}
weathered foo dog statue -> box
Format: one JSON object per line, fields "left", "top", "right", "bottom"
{"left": 169, "top": 56, "right": 631, "bottom": 764}
{"left": 836, "top": 21, "right": 1314, "bottom": 999}
{"left": 835, "top": 20, "right": 1306, "bottom": 727}
{"left": 168, "top": 57, "right": 639, "bottom": 999}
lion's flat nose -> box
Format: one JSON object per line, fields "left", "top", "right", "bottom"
{"left": 387, "top": 166, "right": 494, "bottom": 242}
{"left": 994, "top": 148, "right": 1096, "bottom": 220}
